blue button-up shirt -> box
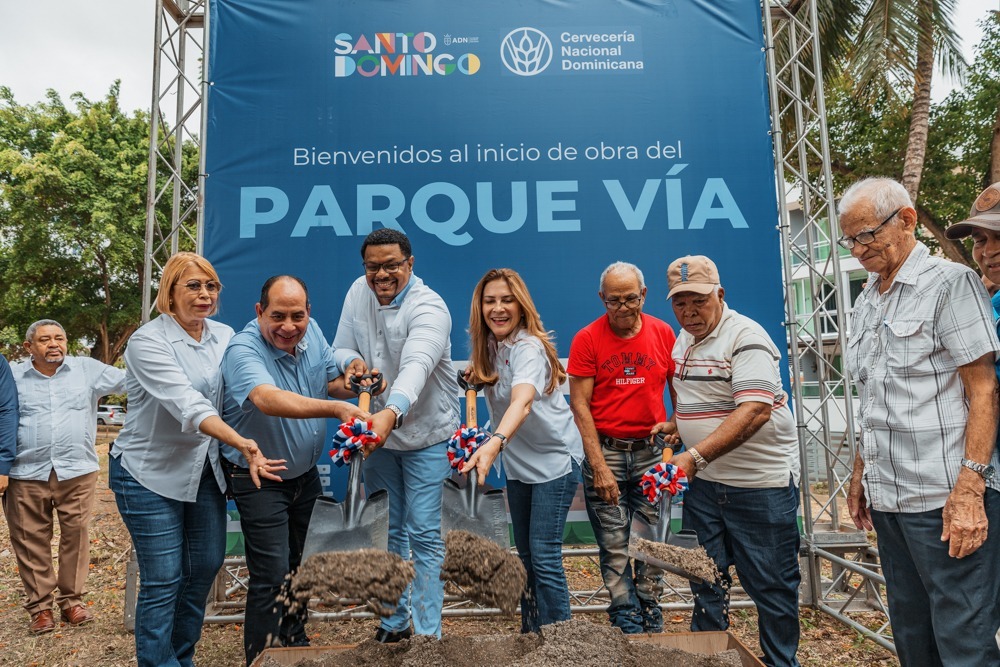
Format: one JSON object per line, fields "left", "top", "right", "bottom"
{"left": 221, "top": 318, "right": 340, "bottom": 478}
{"left": 0, "top": 357, "right": 18, "bottom": 476}
{"left": 11, "top": 356, "right": 125, "bottom": 481}
{"left": 111, "top": 315, "right": 234, "bottom": 502}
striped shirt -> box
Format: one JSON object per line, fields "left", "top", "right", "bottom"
{"left": 673, "top": 305, "right": 799, "bottom": 487}
{"left": 846, "top": 242, "right": 1000, "bottom": 513}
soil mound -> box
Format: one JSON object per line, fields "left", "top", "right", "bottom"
{"left": 289, "top": 549, "right": 415, "bottom": 616}
{"left": 441, "top": 530, "right": 526, "bottom": 614}
{"left": 631, "top": 536, "right": 720, "bottom": 583}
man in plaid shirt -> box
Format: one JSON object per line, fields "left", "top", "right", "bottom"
{"left": 841, "top": 177, "right": 1000, "bottom": 666}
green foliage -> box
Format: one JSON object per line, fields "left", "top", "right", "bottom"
{"left": 0, "top": 84, "right": 153, "bottom": 363}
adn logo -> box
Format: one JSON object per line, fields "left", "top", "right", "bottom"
{"left": 501, "top": 27, "right": 552, "bottom": 76}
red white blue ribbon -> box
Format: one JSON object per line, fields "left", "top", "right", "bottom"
{"left": 640, "top": 462, "right": 689, "bottom": 504}
{"left": 329, "top": 418, "right": 379, "bottom": 467}
{"left": 447, "top": 425, "right": 491, "bottom": 470}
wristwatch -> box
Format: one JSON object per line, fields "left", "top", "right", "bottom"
{"left": 689, "top": 447, "right": 709, "bottom": 472}
{"left": 385, "top": 404, "right": 404, "bottom": 429}
{"left": 961, "top": 458, "right": 996, "bottom": 481}
{"left": 492, "top": 433, "right": 508, "bottom": 451}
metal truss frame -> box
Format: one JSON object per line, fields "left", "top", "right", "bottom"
{"left": 138, "top": 0, "right": 893, "bottom": 653}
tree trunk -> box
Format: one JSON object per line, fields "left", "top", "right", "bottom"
{"left": 991, "top": 103, "right": 1000, "bottom": 186}
{"left": 901, "top": 9, "right": 935, "bottom": 204}
{"left": 918, "top": 207, "right": 974, "bottom": 268}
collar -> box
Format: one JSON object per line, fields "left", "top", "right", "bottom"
{"left": 865, "top": 241, "right": 927, "bottom": 295}
{"left": 493, "top": 327, "right": 529, "bottom": 350}
{"left": 253, "top": 319, "right": 311, "bottom": 360}
{"left": 163, "top": 313, "right": 219, "bottom": 345}
{"left": 25, "top": 357, "right": 70, "bottom": 378}
{"left": 382, "top": 277, "right": 417, "bottom": 309}
{"left": 691, "top": 303, "right": 733, "bottom": 344}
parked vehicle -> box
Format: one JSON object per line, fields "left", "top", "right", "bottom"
{"left": 97, "top": 404, "right": 126, "bottom": 426}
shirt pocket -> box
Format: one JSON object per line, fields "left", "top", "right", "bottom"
{"left": 883, "top": 319, "right": 931, "bottom": 371}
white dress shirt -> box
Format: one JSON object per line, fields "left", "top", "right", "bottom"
{"left": 111, "top": 315, "right": 233, "bottom": 502}
{"left": 11, "top": 356, "right": 125, "bottom": 481}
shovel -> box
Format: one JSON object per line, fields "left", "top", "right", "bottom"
{"left": 628, "top": 437, "right": 706, "bottom": 584}
{"left": 441, "top": 370, "right": 510, "bottom": 548}
{"left": 301, "top": 372, "right": 390, "bottom": 560}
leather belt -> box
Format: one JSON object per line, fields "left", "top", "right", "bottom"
{"left": 598, "top": 434, "right": 650, "bottom": 452}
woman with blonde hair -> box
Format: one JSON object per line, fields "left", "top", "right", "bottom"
{"left": 462, "top": 267, "right": 583, "bottom": 632}
{"left": 110, "top": 251, "right": 284, "bottom": 667}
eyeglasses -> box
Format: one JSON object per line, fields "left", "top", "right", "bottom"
{"left": 603, "top": 295, "right": 642, "bottom": 310}
{"left": 178, "top": 280, "right": 221, "bottom": 293}
{"left": 363, "top": 260, "right": 408, "bottom": 274}
{"left": 837, "top": 208, "right": 901, "bottom": 249}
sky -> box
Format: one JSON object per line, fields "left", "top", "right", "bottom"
{"left": 0, "top": 1, "right": 993, "bottom": 114}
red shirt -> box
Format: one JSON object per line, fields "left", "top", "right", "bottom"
{"left": 567, "top": 313, "right": 676, "bottom": 438}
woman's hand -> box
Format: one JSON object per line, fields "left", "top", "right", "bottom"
{"left": 459, "top": 437, "right": 501, "bottom": 485}
{"left": 241, "top": 439, "right": 287, "bottom": 488}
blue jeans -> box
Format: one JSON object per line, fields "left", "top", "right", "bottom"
{"left": 507, "top": 459, "right": 580, "bottom": 633}
{"left": 582, "top": 446, "right": 664, "bottom": 633}
{"left": 109, "top": 455, "right": 225, "bottom": 667}
{"left": 872, "top": 489, "right": 1000, "bottom": 667}
{"left": 363, "top": 441, "right": 449, "bottom": 637}
{"left": 225, "top": 463, "right": 321, "bottom": 666}
{"left": 684, "top": 477, "right": 801, "bottom": 667}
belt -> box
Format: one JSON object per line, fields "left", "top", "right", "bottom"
{"left": 598, "top": 434, "right": 650, "bottom": 452}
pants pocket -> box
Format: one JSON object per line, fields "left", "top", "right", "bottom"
{"left": 593, "top": 502, "right": 628, "bottom": 531}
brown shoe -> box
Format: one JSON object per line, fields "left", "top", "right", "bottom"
{"left": 29, "top": 609, "right": 55, "bottom": 634}
{"left": 60, "top": 605, "right": 94, "bottom": 626}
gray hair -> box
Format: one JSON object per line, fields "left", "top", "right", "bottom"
{"left": 838, "top": 177, "right": 913, "bottom": 221}
{"left": 26, "top": 319, "right": 65, "bottom": 342}
{"left": 599, "top": 262, "right": 645, "bottom": 293}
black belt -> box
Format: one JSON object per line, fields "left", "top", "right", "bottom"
{"left": 598, "top": 434, "right": 650, "bottom": 452}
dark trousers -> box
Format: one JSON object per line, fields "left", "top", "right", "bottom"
{"left": 683, "top": 477, "right": 802, "bottom": 667}
{"left": 225, "top": 463, "right": 321, "bottom": 666}
{"left": 872, "top": 488, "right": 1000, "bottom": 667}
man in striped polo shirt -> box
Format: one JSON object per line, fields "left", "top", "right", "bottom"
{"left": 663, "top": 255, "right": 801, "bottom": 667}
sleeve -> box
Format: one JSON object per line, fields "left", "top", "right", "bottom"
{"left": 332, "top": 282, "right": 363, "bottom": 372}
{"left": 509, "top": 339, "right": 549, "bottom": 398}
{"left": 309, "top": 320, "right": 341, "bottom": 382}
{"left": 124, "top": 330, "right": 219, "bottom": 435}
{"left": 730, "top": 327, "right": 782, "bottom": 406}
{"left": 86, "top": 358, "right": 127, "bottom": 397}
{"left": 0, "top": 357, "right": 18, "bottom": 475}
{"left": 566, "top": 326, "right": 596, "bottom": 378}
{"left": 937, "top": 270, "right": 1000, "bottom": 367}
{"left": 389, "top": 297, "right": 452, "bottom": 407}
{"left": 221, "top": 338, "right": 278, "bottom": 413}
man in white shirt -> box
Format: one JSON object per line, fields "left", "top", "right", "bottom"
{"left": 332, "top": 228, "right": 460, "bottom": 642}
{"left": 4, "top": 320, "right": 125, "bottom": 634}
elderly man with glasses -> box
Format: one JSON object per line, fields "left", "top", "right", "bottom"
{"left": 567, "top": 261, "right": 677, "bottom": 634}
{"left": 840, "top": 177, "right": 1000, "bottom": 666}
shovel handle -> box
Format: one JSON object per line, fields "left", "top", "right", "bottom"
{"left": 349, "top": 372, "right": 384, "bottom": 413}
{"left": 456, "top": 370, "right": 484, "bottom": 428}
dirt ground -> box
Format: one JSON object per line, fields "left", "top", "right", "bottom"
{"left": 0, "top": 434, "right": 898, "bottom": 666}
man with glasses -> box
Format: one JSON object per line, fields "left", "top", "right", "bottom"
{"left": 332, "top": 228, "right": 459, "bottom": 642}
{"left": 567, "top": 261, "right": 676, "bottom": 633}
{"left": 662, "top": 256, "right": 801, "bottom": 667}
{"left": 840, "top": 178, "right": 1000, "bottom": 666}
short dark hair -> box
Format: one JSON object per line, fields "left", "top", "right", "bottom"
{"left": 259, "top": 275, "right": 310, "bottom": 311}
{"left": 360, "top": 228, "right": 411, "bottom": 259}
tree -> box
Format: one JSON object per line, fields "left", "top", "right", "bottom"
{"left": 0, "top": 84, "right": 150, "bottom": 363}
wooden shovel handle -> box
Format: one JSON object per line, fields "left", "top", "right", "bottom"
{"left": 465, "top": 389, "right": 477, "bottom": 428}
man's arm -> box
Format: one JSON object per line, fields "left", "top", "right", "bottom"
{"left": 569, "top": 375, "right": 618, "bottom": 506}
{"left": 247, "top": 384, "right": 367, "bottom": 422}
{"left": 0, "top": 358, "right": 18, "bottom": 494}
{"left": 847, "top": 450, "right": 874, "bottom": 531}
{"left": 670, "top": 401, "right": 772, "bottom": 479}
{"left": 941, "top": 353, "right": 998, "bottom": 558}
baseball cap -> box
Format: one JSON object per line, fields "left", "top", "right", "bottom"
{"left": 944, "top": 182, "right": 1000, "bottom": 239}
{"left": 667, "top": 255, "right": 720, "bottom": 299}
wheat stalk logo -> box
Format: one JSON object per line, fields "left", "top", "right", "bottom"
{"left": 500, "top": 27, "right": 552, "bottom": 76}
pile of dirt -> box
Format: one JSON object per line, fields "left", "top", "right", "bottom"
{"left": 257, "top": 618, "right": 743, "bottom": 667}
{"left": 288, "top": 549, "right": 415, "bottom": 616}
{"left": 441, "top": 530, "right": 526, "bottom": 614}
{"left": 631, "top": 536, "right": 720, "bottom": 583}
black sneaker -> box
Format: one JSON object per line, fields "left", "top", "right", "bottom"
{"left": 374, "top": 627, "right": 413, "bottom": 643}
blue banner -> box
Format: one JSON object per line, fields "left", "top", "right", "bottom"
{"left": 205, "top": 0, "right": 782, "bottom": 542}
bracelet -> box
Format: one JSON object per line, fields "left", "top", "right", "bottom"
{"left": 492, "top": 433, "right": 508, "bottom": 451}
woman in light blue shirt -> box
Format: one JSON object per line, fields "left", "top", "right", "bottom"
{"left": 109, "top": 252, "right": 283, "bottom": 667}
{"left": 462, "top": 268, "right": 584, "bottom": 633}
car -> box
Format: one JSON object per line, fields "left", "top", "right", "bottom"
{"left": 97, "top": 404, "right": 126, "bottom": 426}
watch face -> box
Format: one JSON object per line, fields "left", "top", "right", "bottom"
{"left": 985, "top": 466, "right": 996, "bottom": 481}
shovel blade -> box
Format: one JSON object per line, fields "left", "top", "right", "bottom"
{"left": 628, "top": 497, "right": 705, "bottom": 584}
{"left": 441, "top": 478, "right": 510, "bottom": 548}
{"left": 301, "top": 489, "right": 390, "bottom": 560}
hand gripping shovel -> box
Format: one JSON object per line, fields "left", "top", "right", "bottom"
{"left": 441, "top": 371, "right": 510, "bottom": 548}
{"left": 628, "top": 438, "right": 707, "bottom": 584}
{"left": 301, "top": 373, "right": 390, "bottom": 560}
